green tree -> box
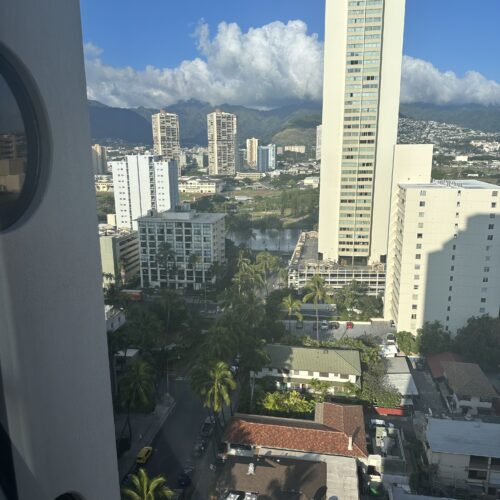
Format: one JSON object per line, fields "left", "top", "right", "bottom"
{"left": 127, "top": 307, "right": 163, "bottom": 353}
{"left": 417, "top": 321, "right": 452, "bottom": 355}
{"left": 202, "top": 326, "right": 237, "bottom": 364}
{"left": 155, "top": 242, "right": 176, "bottom": 286}
{"left": 303, "top": 275, "right": 329, "bottom": 341}
{"left": 256, "top": 251, "right": 280, "bottom": 297}
{"left": 396, "top": 331, "right": 418, "bottom": 355}
{"left": 260, "top": 390, "right": 315, "bottom": 415}
{"left": 282, "top": 294, "right": 302, "bottom": 333}
{"left": 122, "top": 468, "right": 174, "bottom": 499}
{"left": 309, "top": 378, "right": 332, "bottom": 403}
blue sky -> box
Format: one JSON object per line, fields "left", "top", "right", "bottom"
{"left": 81, "top": 0, "right": 500, "bottom": 108}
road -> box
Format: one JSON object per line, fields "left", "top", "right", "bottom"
{"left": 145, "top": 375, "right": 211, "bottom": 496}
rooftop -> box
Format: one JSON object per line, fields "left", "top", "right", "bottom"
{"left": 400, "top": 179, "right": 499, "bottom": 190}
{"left": 390, "top": 486, "right": 456, "bottom": 500}
{"left": 224, "top": 403, "right": 367, "bottom": 458}
{"left": 426, "top": 352, "right": 463, "bottom": 379}
{"left": 137, "top": 208, "right": 225, "bottom": 223}
{"left": 384, "top": 356, "right": 411, "bottom": 374}
{"left": 442, "top": 361, "right": 497, "bottom": 399}
{"left": 216, "top": 456, "right": 327, "bottom": 500}
{"left": 386, "top": 373, "right": 419, "bottom": 397}
{"left": 426, "top": 417, "right": 500, "bottom": 458}
{"left": 264, "top": 344, "right": 361, "bottom": 376}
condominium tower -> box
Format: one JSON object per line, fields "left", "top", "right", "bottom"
{"left": 111, "top": 155, "right": 179, "bottom": 230}
{"left": 152, "top": 110, "right": 181, "bottom": 164}
{"left": 92, "top": 143, "right": 108, "bottom": 174}
{"left": 316, "top": 124, "right": 322, "bottom": 160}
{"left": 318, "top": 0, "right": 406, "bottom": 266}
{"left": 257, "top": 144, "right": 277, "bottom": 172}
{"left": 246, "top": 137, "right": 259, "bottom": 168}
{"left": 207, "top": 110, "right": 237, "bottom": 176}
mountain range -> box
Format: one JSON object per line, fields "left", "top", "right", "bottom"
{"left": 88, "top": 99, "right": 500, "bottom": 146}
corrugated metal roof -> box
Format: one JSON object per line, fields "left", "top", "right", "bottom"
{"left": 265, "top": 344, "right": 361, "bottom": 375}
{"left": 426, "top": 418, "right": 500, "bottom": 458}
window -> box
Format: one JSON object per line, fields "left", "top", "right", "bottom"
{"left": 0, "top": 48, "right": 46, "bottom": 230}
{"left": 411, "top": 314, "right": 417, "bottom": 320}
{"left": 412, "top": 304, "right": 417, "bottom": 310}
{"left": 416, "top": 243, "right": 422, "bottom": 249}
{"left": 493, "top": 191, "right": 498, "bottom": 197}
{"left": 488, "top": 224, "right": 494, "bottom": 229}
{"left": 449, "top": 286, "right": 453, "bottom": 291}
{"left": 418, "top": 212, "right": 424, "bottom": 217}
{"left": 450, "top": 276, "right": 453, "bottom": 281}
{"left": 414, "top": 264, "right": 420, "bottom": 270}
{"left": 413, "top": 285, "right": 419, "bottom": 290}
{"left": 419, "top": 201, "right": 425, "bottom": 207}
{"left": 420, "top": 190, "right": 426, "bottom": 196}
{"left": 484, "top": 267, "right": 490, "bottom": 272}
{"left": 483, "top": 277, "right": 489, "bottom": 283}
{"left": 414, "top": 275, "right": 420, "bottom": 280}
{"left": 480, "top": 298, "right": 486, "bottom": 303}
{"left": 448, "top": 296, "right": 452, "bottom": 302}
{"left": 480, "top": 307, "right": 486, "bottom": 314}
{"left": 415, "top": 254, "right": 421, "bottom": 259}
{"left": 487, "top": 235, "right": 494, "bottom": 240}
{"left": 417, "top": 233, "right": 423, "bottom": 239}
{"left": 447, "top": 306, "right": 451, "bottom": 311}
{"left": 492, "top": 202, "right": 497, "bottom": 208}
{"left": 490, "top": 214, "right": 496, "bottom": 219}
{"left": 319, "top": 372, "right": 329, "bottom": 378}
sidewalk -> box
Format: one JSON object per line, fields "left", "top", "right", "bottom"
{"left": 117, "top": 393, "right": 176, "bottom": 480}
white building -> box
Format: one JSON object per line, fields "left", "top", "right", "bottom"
{"left": 246, "top": 137, "right": 259, "bottom": 168}
{"left": 384, "top": 179, "right": 500, "bottom": 334}
{"left": 92, "top": 143, "right": 108, "bottom": 174}
{"left": 318, "top": 0, "right": 406, "bottom": 265}
{"left": 207, "top": 110, "right": 237, "bottom": 176}
{"left": 257, "top": 144, "right": 276, "bottom": 172}
{"left": 151, "top": 110, "right": 181, "bottom": 167}
{"left": 99, "top": 226, "right": 140, "bottom": 286}
{"left": 316, "top": 124, "right": 322, "bottom": 160}
{"left": 0, "top": 0, "right": 120, "bottom": 496}
{"left": 111, "top": 154, "right": 179, "bottom": 230}
{"left": 251, "top": 344, "right": 361, "bottom": 395}
{"left": 95, "top": 173, "right": 113, "bottom": 192}
{"left": 138, "top": 206, "right": 225, "bottom": 290}
{"left": 178, "top": 176, "right": 224, "bottom": 194}
{"left": 425, "top": 418, "right": 500, "bottom": 495}
{"left": 284, "top": 145, "right": 306, "bottom": 154}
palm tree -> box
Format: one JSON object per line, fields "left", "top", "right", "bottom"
{"left": 256, "top": 251, "right": 279, "bottom": 297}
{"left": 202, "top": 327, "right": 237, "bottom": 363}
{"left": 155, "top": 242, "right": 176, "bottom": 287}
{"left": 122, "top": 468, "right": 174, "bottom": 499}
{"left": 303, "top": 275, "right": 329, "bottom": 342}
{"left": 282, "top": 294, "right": 302, "bottom": 333}
{"left": 127, "top": 307, "right": 162, "bottom": 353}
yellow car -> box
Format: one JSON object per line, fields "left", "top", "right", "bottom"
{"left": 136, "top": 446, "right": 153, "bottom": 465}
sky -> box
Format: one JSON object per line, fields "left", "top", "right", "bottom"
{"left": 81, "top": 0, "right": 500, "bottom": 109}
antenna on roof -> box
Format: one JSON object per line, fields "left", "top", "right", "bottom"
{"left": 247, "top": 463, "right": 255, "bottom": 476}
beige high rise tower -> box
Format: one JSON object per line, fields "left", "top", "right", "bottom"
{"left": 318, "top": 0, "right": 406, "bottom": 265}
{"left": 246, "top": 137, "right": 259, "bottom": 168}
{"left": 152, "top": 110, "right": 181, "bottom": 163}
{"left": 207, "top": 110, "right": 237, "bottom": 176}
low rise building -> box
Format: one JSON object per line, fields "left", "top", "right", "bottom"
{"left": 99, "top": 226, "right": 140, "bottom": 286}
{"left": 104, "top": 305, "right": 126, "bottom": 333}
{"left": 95, "top": 174, "right": 113, "bottom": 192}
{"left": 442, "top": 362, "right": 497, "bottom": 416}
{"left": 235, "top": 171, "right": 265, "bottom": 181}
{"left": 138, "top": 206, "right": 225, "bottom": 290}
{"left": 299, "top": 176, "right": 320, "bottom": 189}
{"left": 426, "top": 352, "right": 463, "bottom": 380}
{"left": 284, "top": 145, "right": 306, "bottom": 154}
{"left": 252, "top": 344, "right": 361, "bottom": 395}
{"left": 425, "top": 418, "right": 500, "bottom": 496}
{"left": 178, "top": 176, "right": 224, "bottom": 194}
{"left": 384, "top": 357, "right": 419, "bottom": 407}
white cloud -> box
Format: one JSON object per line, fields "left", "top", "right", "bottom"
{"left": 84, "top": 22, "right": 500, "bottom": 109}
{"left": 401, "top": 55, "right": 500, "bottom": 106}
{"left": 84, "top": 20, "right": 323, "bottom": 108}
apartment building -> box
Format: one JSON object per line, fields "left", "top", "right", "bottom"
{"left": 151, "top": 110, "right": 181, "bottom": 165}
{"left": 111, "top": 154, "right": 179, "bottom": 230}
{"left": 384, "top": 179, "right": 500, "bottom": 333}
{"left": 246, "top": 137, "right": 259, "bottom": 168}
{"left": 99, "top": 226, "right": 140, "bottom": 286}
{"left": 95, "top": 174, "right": 113, "bottom": 192}
{"left": 207, "top": 110, "right": 237, "bottom": 176}
{"left": 92, "top": 143, "right": 108, "bottom": 174}
{"left": 316, "top": 124, "right": 322, "bottom": 160}
{"left": 138, "top": 206, "right": 225, "bottom": 290}
{"left": 257, "top": 144, "right": 276, "bottom": 172}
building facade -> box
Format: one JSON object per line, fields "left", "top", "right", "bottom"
{"left": 246, "top": 137, "right": 259, "bottom": 168}
{"left": 384, "top": 179, "right": 500, "bottom": 334}
{"left": 95, "top": 173, "right": 113, "bottom": 192}
{"left": 111, "top": 154, "right": 179, "bottom": 230}
{"left": 92, "top": 143, "right": 108, "bottom": 174}
{"left": 151, "top": 110, "right": 181, "bottom": 166}
{"left": 318, "top": 0, "right": 406, "bottom": 265}
{"left": 99, "top": 226, "right": 140, "bottom": 286}
{"left": 138, "top": 206, "right": 225, "bottom": 290}
{"left": 178, "top": 176, "right": 224, "bottom": 194}
{"left": 316, "top": 124, "right": 322, "bottom": 160}
{"left": 257, "top": 144, "right": 276, "bottom": 172}
{"left": 207, "top": 110, "right": 237, "bottom": 176}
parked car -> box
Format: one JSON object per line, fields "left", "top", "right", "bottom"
{"left": 136, "top": 446, "right": 153, "bottom": 465}
{"left": 346, "top": 321, "right": 354, "bottom": 330}
{"left": 390, "top": 320, "right": 396, "bottom": 328}
{"left": 329, "top": 321, "right": 340, "bottom": 330}
{"left": 386, "top": 333, "right": 396, "bottom": 345}
{"left": 320, "top": 320, "right": 329, "bottom": 330}
{"left": 200, "top": 416, "right": 215, "bottom": 438}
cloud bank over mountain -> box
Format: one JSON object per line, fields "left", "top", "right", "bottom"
{"left": 84, "top": 21, "right": 500, "bottom": 109}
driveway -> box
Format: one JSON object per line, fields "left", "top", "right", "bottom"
{"left": 412, "top": 369, "right": 446, "bottom": 415}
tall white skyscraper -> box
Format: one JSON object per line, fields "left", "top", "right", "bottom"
{"left": 257, "top": 144, "right": 277, "bottom": 172}
{"left": 318, "top": 0, "right": 406, "bottom": 266}
{"left": 111, "top": 155, "right": 179, "bottom": 230}
{"left": 152, "top": 110, "right": 181, "bottom": 163}
{"left": 207, "top": 110, "right": 237, "bottom": 176}
{"left": 246, "top": 137, "right": 259, "bottom": 168}
{"left": 316, "top": 124, "right": 322, "bottom": 160}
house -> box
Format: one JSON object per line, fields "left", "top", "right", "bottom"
{"left": 441, "top": 362, "right": 497, "bottom": 416}
{"left": 426, "top": 352, "right": 463, "bottom": 380}
{"left": 251, "top": 344, "right": 361, "bottom": 395}
{"left": 424, "top": 418, "right": 500, "bottom": 496}
{"left": 384, "top": 357, "right": 419, "bottom": 407}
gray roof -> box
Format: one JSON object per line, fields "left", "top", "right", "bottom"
{"left": 265, "top": 344, "right": 361, "bottom": 376}
{"left": 391, "top": 486, "right": 456, "bottom": 500}
{"left": 386, "top": 373, "right": 418, "bottom": 396}
{"left": 137, "top": 209, "right": 225, "bottom": 224}
{"left": 442, "top": 362, "right": 497, "bottom": 399}
{"left": 384, "top": 356, "right": 410, "bottom": 374}
{"left": 426, "top": 418, "right": 500, "bottom": 458}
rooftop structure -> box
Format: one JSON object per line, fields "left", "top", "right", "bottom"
{"left": 442, "top": 362, "right": 497, "bottom": 400}
{"left": 426, "top": 352, "right": 463, "bottom": 379}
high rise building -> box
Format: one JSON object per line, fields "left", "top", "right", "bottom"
{"left": 92, "top": 143, "right": 108, "bottom": 174}
{"left": 111, "top": 155, "right": 179, "bottom": 230}
{"left": 207, "top": 110, "right": 237, "bottom": 176}
{"left": 138, "top": 206, "right": 226, "bottom": 290}
{"left": 316, "top": 124, "right": 322, "bottom": 160}
{"left": 257, "top": 144, "right": 277, "bottom": 172}
{"left": 385, "top": 179, "right": 500, "bottom": 334}
{"left": 246, "top": 137, "right": 259, "bottom": 168}
{"left": 0, "top": 0, "right": 119, "bottom": 497}
{"left": 318, "top": 0, "right": 406, "bottom": 266}
{"left": 151, "top": 110, "right": 181, "bottom": 163}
